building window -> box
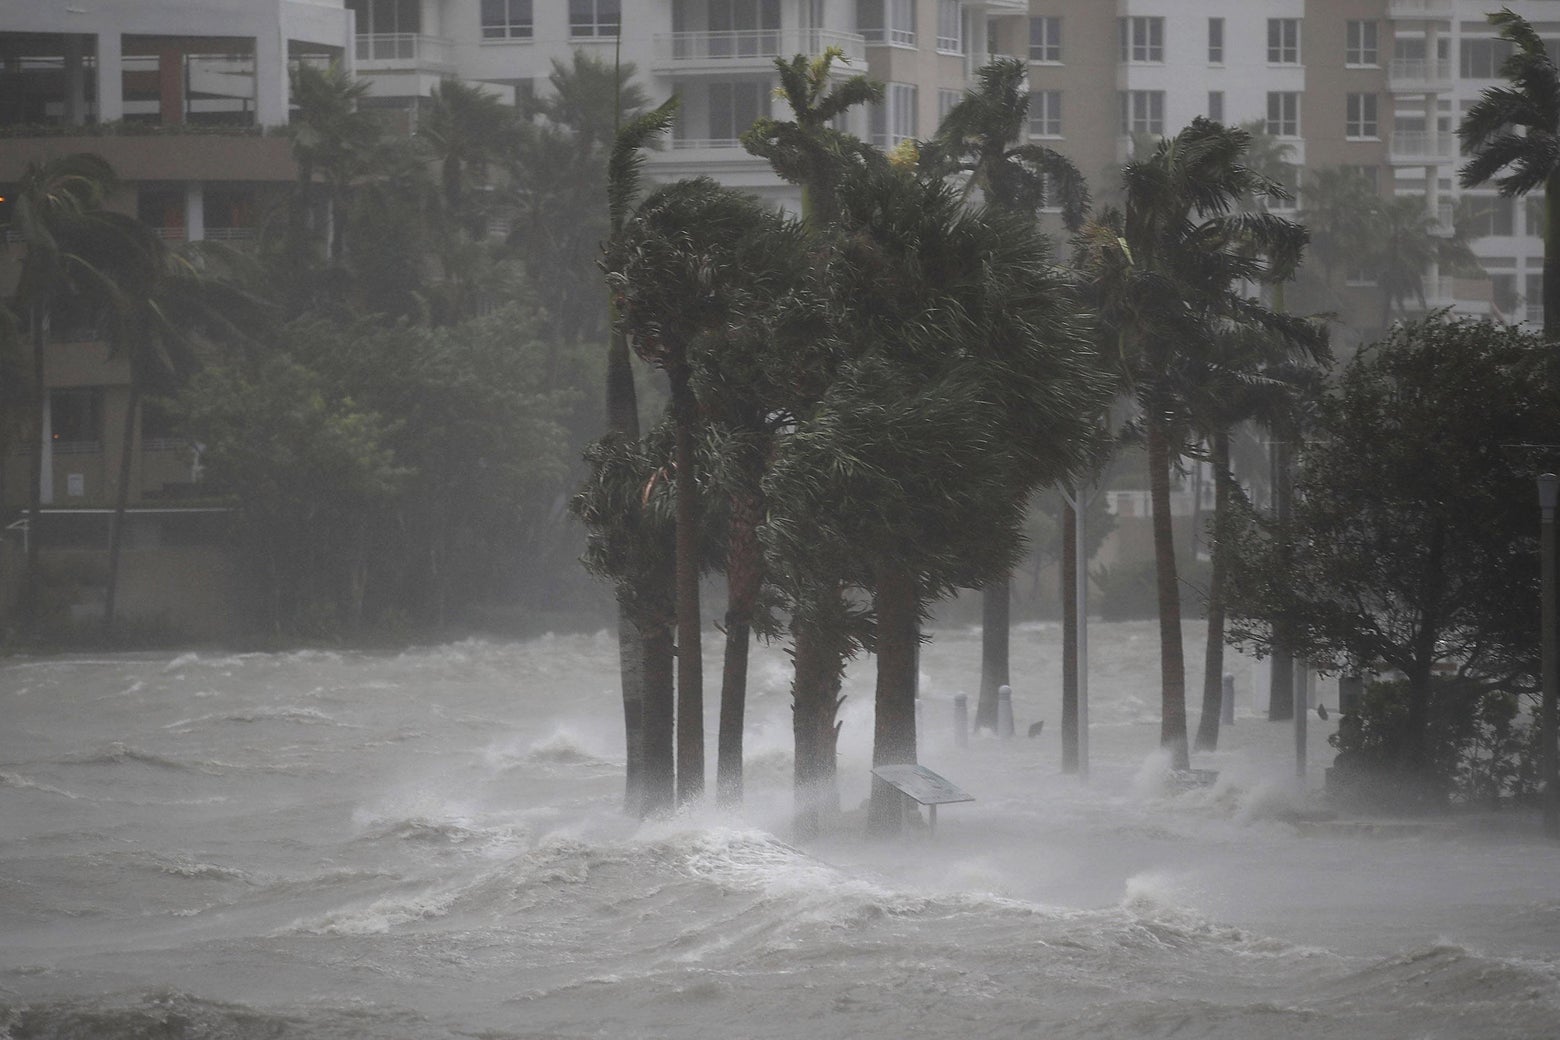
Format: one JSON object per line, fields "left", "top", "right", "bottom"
{"left": 569, "top": 0, "right": 619, "bottom": 38}
{"left": 859, "top": 0, "right": 915, "bottom": 47}
{"left": 1269, "top": 164, "right": 1300, "bottom": 212}
{"left": 1268, "top": 19, "right": 1300, "bottom": 64}
{"left": 1346, "top": 20, "right": 1378, "bottom": 65}
{"left": 481, "top": 0, "right": 533, "bottom": 39}
{"left": 708, "top": 80, "right": 771, "bottom": 143}
{"left": 1343, "top": 163, "right": 1379, "bottom": 192}
{"left": 1527, "top": 272, "right": 1543, "bottom": 324}
{"left": 871, "top": 82, "right": 917, "bottom": 148}
{"left": 1208, "top": 18, "right": 1223, "bottom": 63}
{"left": 938, "top": 88, "right": 960, "bottom": 124}
{"left": 50, "top": 388, "right": 103, "bottom": 452}
{"left": 347, "top": 0, "right": 419, "bottom": 36}
{"left": 1029, "top": 90, "right": 1061, "bottom": 137}
{"left": 1464, "top": 195, "right": 1516, "bottom": 237}
{"left": 1119, "top": 17, "right": 1163, "bottom": 63}
{"left": 1030, "top": 16, "right": 1061, "bottom": 63}
{"left": 1266, "top": 91, "right": 1299, "bottom": 136}
{"left": 937, "top": 0, "right": 962, "bottom": 53}
{"left": 1346, "top": 93, "right": 1378, "bottom": 138}
{"left": 1461, "top": 38, "right": 1515, "bottom": 78}
{"left": 1208, "top": 90, "right": 1224, "bottom": 123}
{"left": 1120, "top": 90, "right": 1164, "bottom": 136}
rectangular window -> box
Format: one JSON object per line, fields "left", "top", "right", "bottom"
{"left": 1208, "top": 18, "right": 1223, "bottom": 63}
{"left": 707, "top": 80, "right": 771, "bottom": 143}
{"left": 1269, "top": 164, "right": 1300, "bottom": 212}
{"left": 1030, "top": 16, "right": 1061, "bottom": 62}
{"left": 569, "top": 0, "right": 619, "bottom": 37}
{"left": 871, "top": 82, "right": 917, "bottom": 148}
{"left": 1461, "top": 38, "right": 1515, "bottom": 78}
{"left": 1266, "top": 91, "right": 1299, "bottom": 136}
{"left": 481, "top": 0, "right": 533, "bottom": 39}
{"left": 1268, "top": 19, "right": 1299, "bottom": 64}
{"left": 1120, "top": 90, "right": 1164, "bottom": 136}
{"left": 1029, "top": 90, "right": 1061, "bottom": 137}
{"left": 1527, "top": 272, "right": 1544, "bottom": 324}
{"left": 1119, "top": 17, "right": 1163, "bottom": 63}
{"left": 937, "top": 0, "right": 962, "bottom": 53}
{"left": 938, "top": 88, "right": 961, "bottom": 124}
{"left": 1346, "top": 93, "right": 1378, "bottom": 138}
{"left": 1208, "top": 90, "right": 1224, "bottom": 123}
{"left": 1464, "top": 195, "right": 1516, "bottom": 237}
{"left": 858, "top": 0, "right": 915, "bottom": 47}
{"left": 1346, "top": 20, "right": 1378, "bottom": 65}
{"left": 1343, "top": 163, "right": 1379, "bottom": 192}
{"left": 50, "top": 388, "right": 103, "bottom": 451}
{"left": 706, "top": 0, "right": 781, "bottom": 57}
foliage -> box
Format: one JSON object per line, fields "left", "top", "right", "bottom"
{"left": 1223, "top": 317, "right": 1559, "bottom": 774}
{"left": 1330, "top": 678, "right": 1540, "bottom": 808}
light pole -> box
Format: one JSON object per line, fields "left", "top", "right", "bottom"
{"left": 1538, "top": 473, "right": 1558, "bottom": 840}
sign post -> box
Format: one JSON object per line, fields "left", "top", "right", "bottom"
{"left": 870, "top": 764, "right": 974, "bottom": 835}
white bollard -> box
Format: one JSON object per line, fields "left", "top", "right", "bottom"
{"left": 997, "top": 684, "right": 1014, "bottom": 738}
{"left": 953, "top": 693, "right": 968, "bottom": 748}
{"left": 1221, "top": 674, "right": 1235, "bottom": 725}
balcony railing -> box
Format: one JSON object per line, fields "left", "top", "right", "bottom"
{"left": 1387, "top": 0, "right": 1453, "bottom": 18}
{"left": 654, "top": 29, "right": 866, "bottom": 68}
{"left": 670, "top": 137, "right": 746, "bottom": 150}
{"left": 1389, "top": 130, "right": 1457, "bottom": 164}
{"left": 355, "top": 33, "right": 455, "bottom": 71}
{"left": 1388, "top": 57, "right": 1453, "bottom": 90}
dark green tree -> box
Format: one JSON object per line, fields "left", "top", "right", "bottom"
{"left": 1223, "top": 317, "right": 1558, "bottom": 793}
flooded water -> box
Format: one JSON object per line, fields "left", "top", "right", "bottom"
{"left": 2, "top": 620, "right": 1557, "bottom": 1039}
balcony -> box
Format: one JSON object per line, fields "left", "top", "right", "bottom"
{"left": 354, "top": 33, "right": 455, "bottom": 73}
{"left": 1387, "top": 0, "right": 1453, "bottom": 19}
{"left": 1389, "top": 130, "right": 1457, "bottom": 165}
{"left": 1388, "top": 57, "right": 1453, "bottom": 93}
{"left": 652, "top": 28, "right": 866, "bottom": 72}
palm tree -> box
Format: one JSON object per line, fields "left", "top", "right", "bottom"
{"left": 1458, "top": 7, "right": 1560, "bottom": 339}
{"left": 4, "top": 153, "right": 145, "bottom": 625}
{"left": 1078, "top": 118, "right": 1312, "bottom": 770}
{"left": 920, "top": 56, "right": 1091, "bottom": 734}
{"left": 743, "top": 47, "right": 883, "bottom": 224}
{"left": 102, "top": 242, "right": 269, "bottom": 635}
{"left": 287, "top": 61, "right": 379, "bottom": 263}
{"left": 600, "top": 97, "right": 678, "bottom": 814}
{"left": 608, "top": 179, "right": 809, "bottom": 806}
{"left": 1300, "top": 165, "right": 1382, "bottom": 297}
{"left": 763, "top": 165, "right": 1106, "bottom": 835}
{"left": 420, "top": 78, "right": 518, "bottom": 237}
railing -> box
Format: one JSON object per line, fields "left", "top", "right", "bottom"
{"left": 52, "top": 440, "right": 101, "bottom": 456}
{"left": 655, "top": 29, "right": 866, "bottom": 66}
{"left": 155, "top": 227, "right": 187, "bottom": 241}
{"left": 1389, "top": 130, "right": 1457, "bottom": 163}
{"left": 671, "top": 137, "right": 746, "bottom": 150}
{"left": 355, "top": 33, "right": 455, "bottom": 70}
{"left": 1388, "top": 57, "right": 1453, "bottom": 87}
{"left": 1387, "top": 0, "right": 1453, "bottom": 18}
{"left": 860, "top": 27, "right": 916, "bottom": 47}
{"left": 202, "top": 227, "right": 256, "bottom": 241}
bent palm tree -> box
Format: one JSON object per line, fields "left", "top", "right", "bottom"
{"left": 1080, "top": 118, "right": 1315, "bottom": 770}
{"left": 1458, "top": 6, "right": 1560, "bottom": 339}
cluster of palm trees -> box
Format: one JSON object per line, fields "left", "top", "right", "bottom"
{"left": 582, "top": 52, "right": 1331, "bottom": 833}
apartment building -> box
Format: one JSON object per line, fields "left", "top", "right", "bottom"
{"left": 0, "top": 1, "right": 353, "bottom": 635}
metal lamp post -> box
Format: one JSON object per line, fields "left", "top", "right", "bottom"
{"left": 1539, "top": 473, "right": 1558, "bottom": 840}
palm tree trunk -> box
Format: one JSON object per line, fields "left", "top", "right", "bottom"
{"left": 976, "top": 577, "right": 1010, "bottom": 732}
{"left": 716, "top": 487, "right": 764, "bottom": 807}
{"left": 1545, "top": 170, "right": 1560, "bottom": 343}
{"left": 1194, "top": 427, "right": 1231, "bottom": 751}
{"left": 669, "top": 365, "right": 704, "bottom": 805}
{"left": 606, "top": 308, "right": 647, "bottom": 814}
{"left": 1147, "top": 410, "right": 1191, "bottom": 770}
{"left": 641, "top": 618, "right": 676, "bottom": 816}
{"left": 791, "top": 616, "right": 833, "bottom": 839}
{"left": 1268, "top": 437, "right": 1295, "bottom": 721}
{"left": 24, "top": 307, "right": 46, "bottom": 628}
{"left": 103, "top": 380, "right": 140, "bottom": 636}
{"left": 867, "top": 563, "right": 919, "bottom": 837}
{"left": 1061, "top": 495, "right": 1079, "bottom": 772}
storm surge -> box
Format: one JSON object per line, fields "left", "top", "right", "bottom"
{"left": 1, "top": 623, "right": 1556, "bottom": 1039}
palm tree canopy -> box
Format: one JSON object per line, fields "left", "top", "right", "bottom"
{"left": 287, "top": 61, "right": 379, "bottom": 181}
{"left": 921, "top": 57, "right": 1090, "bottom": 230}
{"left": 1458, "top": 8, "right": 1560, "bottom": 196}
